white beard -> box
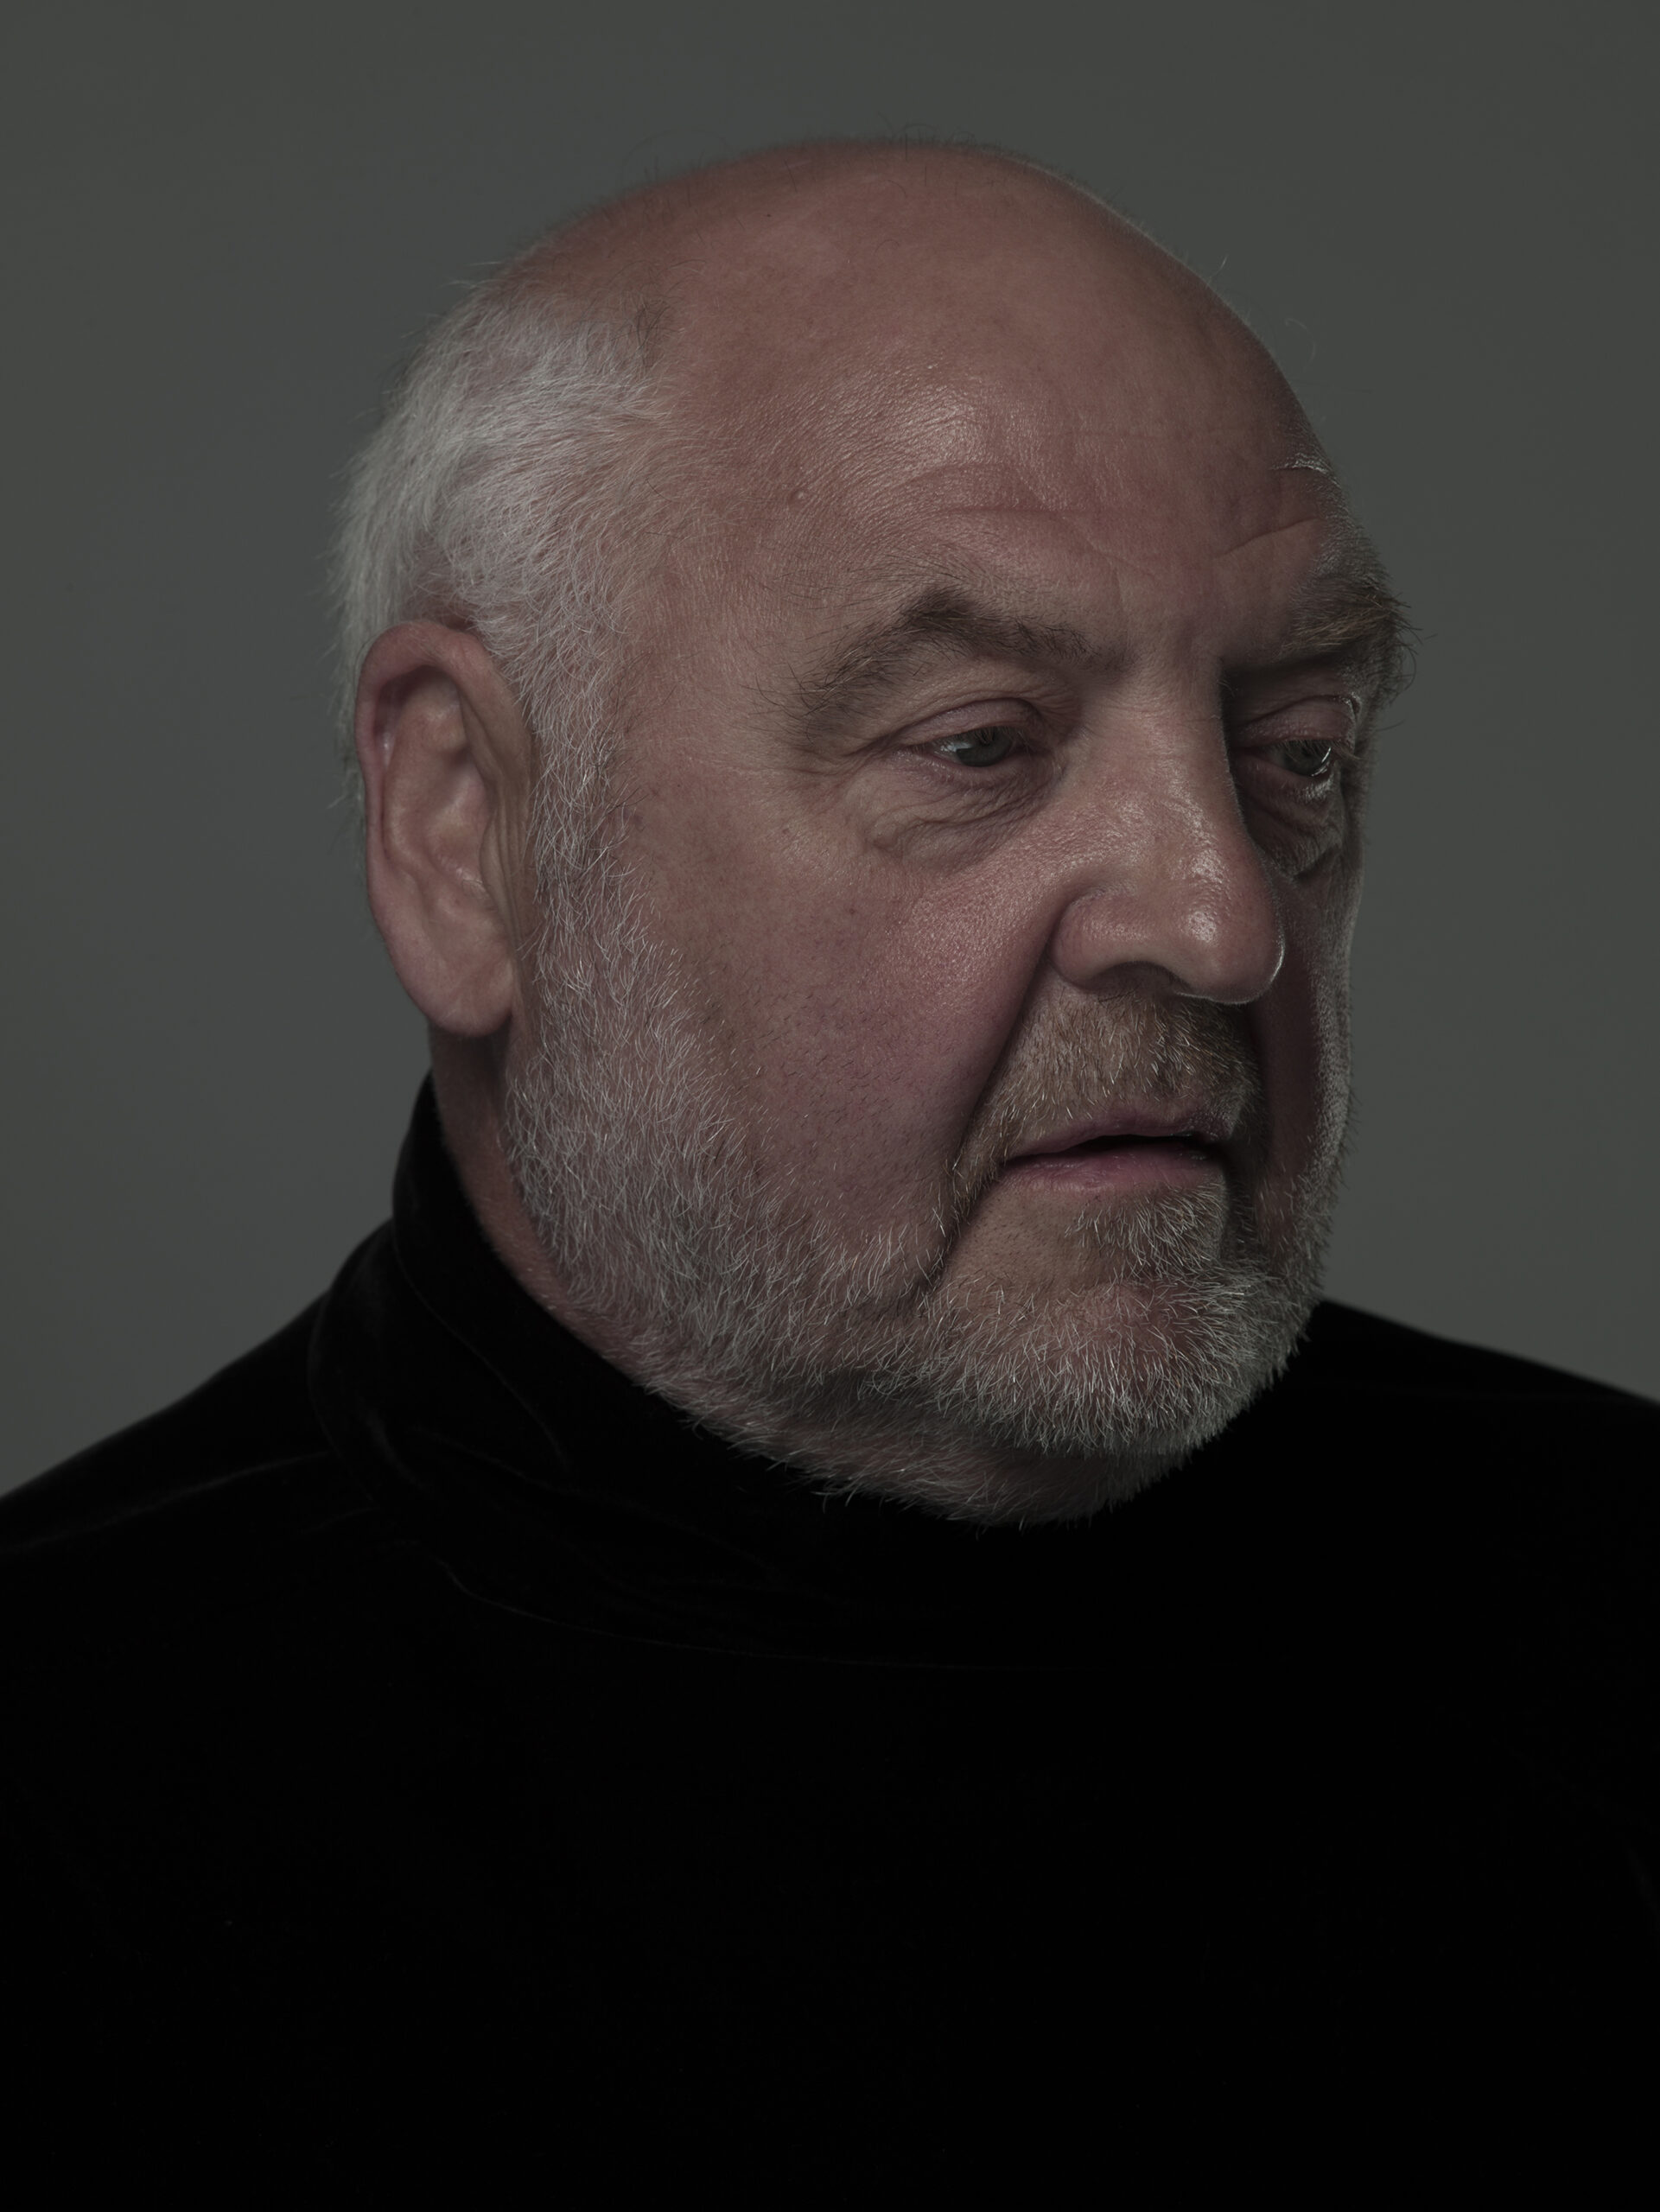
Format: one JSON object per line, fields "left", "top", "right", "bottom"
{"left": 503, "top": 810, "right": 1338, "bottom": 1525}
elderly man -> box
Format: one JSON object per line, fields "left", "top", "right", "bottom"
{"left": 4, "top": 143, "right": 1657, "bottom": 2194}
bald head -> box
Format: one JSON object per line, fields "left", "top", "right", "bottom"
{"left": 506, "top": 139, "right": 1322, "bottom": 499}
{"left": 512, "top": 140, "right": 1258, "bottom": 366}
{"left": 511, "top": 139, "right": 1130, "bottom": 300}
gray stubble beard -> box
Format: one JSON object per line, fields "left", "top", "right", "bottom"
{"left": 503, "top": 822, "right": 1341, "bottom": 1526}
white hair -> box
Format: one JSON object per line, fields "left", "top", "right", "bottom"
{"left": 332, "top": 264, "right": 665, "bottom": 817}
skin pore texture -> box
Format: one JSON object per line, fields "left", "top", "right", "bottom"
{"left": 355, "top": 143, "right": 1402, "bottom": 1523}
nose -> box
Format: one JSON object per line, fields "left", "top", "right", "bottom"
{"left": 1046, "top": 718, "right": 1284, "bottom": 1007}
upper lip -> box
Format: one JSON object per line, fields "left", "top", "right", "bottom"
{"left": 1008, "top": 1106, "right": 1234, "bottom": 1160}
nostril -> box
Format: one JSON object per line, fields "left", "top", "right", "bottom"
{"left": 1046, "top": 828, "right": 1287, "bottom": 1007}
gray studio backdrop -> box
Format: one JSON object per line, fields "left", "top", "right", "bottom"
{"left": 4, "top": 0, "right": 1655, "bottom": 1488}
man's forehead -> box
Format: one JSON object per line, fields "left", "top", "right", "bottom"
{"left": 656, "top": 344, "right": 1323, "bottom": 655}
{"left": 683, "top": 282, "right": 1300, "bottom": 480}
{"left": 666, "top": 279, "right": 1323, "bottom": 598}
{"left": 685, "top": 387, "right": 1347, "bottom": 661}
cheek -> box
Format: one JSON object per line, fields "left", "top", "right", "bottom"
{"left": 661, "top": 834, "right": 1045, "bottom": 1214}
{"left": 1250, "top": 865, "right": 1358, "bottom": 1182}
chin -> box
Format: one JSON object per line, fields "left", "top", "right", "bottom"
{"left": 821, "top": 1435, "right": 1187, "bottom": 1529}
{"left": 709, "top": 1264, "right": 1317, "bottom": 1529}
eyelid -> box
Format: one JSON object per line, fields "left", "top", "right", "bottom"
{"left": 902, "top": 691, "right": 1046, "bottom": 730}
{"left": 894, "top": 696, "right": 1052, "bottom": 756}
{"left": 1230, "top": 690, "right": 1362, "bottom": 743}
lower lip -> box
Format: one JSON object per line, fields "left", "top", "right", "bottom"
{"left": 1001, "top": 1140, "right": 1224, "bottom": 1192}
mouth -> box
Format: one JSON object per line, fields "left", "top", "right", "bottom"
{"left": 1002, "top": 1113, "right": 1230, "bottom": 1191}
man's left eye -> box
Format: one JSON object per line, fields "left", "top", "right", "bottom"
{"left": 1268, "top": 738, "right": 1336, "bottom": 778}
{"left": 935, "top": 726, "right": 1020, "bottom": 767}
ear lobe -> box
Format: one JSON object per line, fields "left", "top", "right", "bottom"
{"left": 354, "top": 623, "right": 531, "bottom": 1039}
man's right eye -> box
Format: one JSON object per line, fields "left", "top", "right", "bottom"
{"left": 934, "top": 726, "right": 1020, "bottom": 767}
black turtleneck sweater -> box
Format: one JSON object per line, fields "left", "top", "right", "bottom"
{"left": 3, "top": 1088, "right": 1657, "bottom": 2201}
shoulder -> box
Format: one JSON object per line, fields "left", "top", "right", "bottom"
{"left": 0, "top": 1272, "right": 448, "bottom": 1870}
{"left": 0, "top": 1284, "right": 419, "bottom": 1696}
{"left": 0, "top": 1283, "right": 467, "bottom": 2152}
{"left": 1294, "top": 1300, "right": 1659, "bottom": 1417}
{"left": 1275, "top": 1304, "right": 1660, "bottom": 1541}
{"left": 1272, "top": 1301, "right": 1660, "bottom": 1781}
{"left": 0, "top": 1300, "right": 366, "bottom": 1591}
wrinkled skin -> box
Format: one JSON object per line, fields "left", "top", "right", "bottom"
{"left": 357, "top": 145, "right": 1392, "bottom": 1498}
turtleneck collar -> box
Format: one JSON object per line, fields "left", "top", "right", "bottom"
{"left": 307, "top": 1082, "right": 1311, "bottom": 1669}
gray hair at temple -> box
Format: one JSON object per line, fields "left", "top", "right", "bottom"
{"left": 332, "top": 261, "right": 666, "bottom": 822}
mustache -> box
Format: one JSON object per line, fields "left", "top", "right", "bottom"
{"left": 945, "top": 995, "right": 1265, "bottom": 1223}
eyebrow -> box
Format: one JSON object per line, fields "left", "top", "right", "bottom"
{"left": 1272, "top": 563, "right": 1412, "bottom": 695}
{"left": 793, "top": 567, "right": 1411, "bottom": 737}
{"left": 792, "top": 590, "right": 1101, "bottom": 736}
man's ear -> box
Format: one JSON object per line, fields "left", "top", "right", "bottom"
{"left": 354, "top": 623, "right": 535, "bottom": 1038}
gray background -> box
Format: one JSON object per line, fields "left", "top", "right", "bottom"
{"left": 4, "top": 0, "right": 1655, "bottom": 1490}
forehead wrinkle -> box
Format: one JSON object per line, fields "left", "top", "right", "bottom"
{"left": 1211, "top": 509, "right": 1335, "bottom": 563}
{"left": 898, "top": 430, "right": 1341, "bottom": 551}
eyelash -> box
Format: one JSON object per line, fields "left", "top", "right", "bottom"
{"left": 919, "top": 707, "right": 1360, "bottom": 780}
{"left": 929, "top": 724, "right": 1028, "bottom": 768}
{"left": 1259, "top": 736, "right": 1339, "bottom": 780}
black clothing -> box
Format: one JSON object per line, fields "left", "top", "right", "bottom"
{"left": 4, "top": 1088, "right": 1658, "bottom": 2201}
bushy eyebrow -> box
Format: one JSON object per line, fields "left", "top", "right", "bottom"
{"left": 792, "top": 588, "right": 1099, "bottom": 735}
{"left": 793, "top": 568, "right": 1411, "bottom": 737}
{"left": 1270, "top": 565, "right": 1413, "bottom": 701}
